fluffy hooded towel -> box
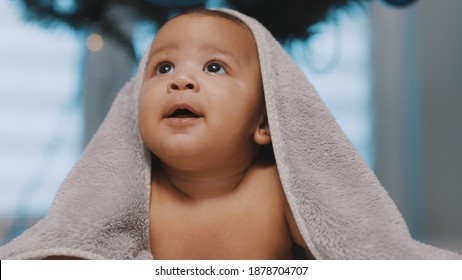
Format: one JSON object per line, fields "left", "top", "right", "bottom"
{"left": 0, "top": 8, "right": 460, "bottom": 260}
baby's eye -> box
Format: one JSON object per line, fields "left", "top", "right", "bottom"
{"left": 156, "top": 62, "right": 174, "bottom": 75}
{"left": 204, "top": 62, "right": 226, "bottom": 74}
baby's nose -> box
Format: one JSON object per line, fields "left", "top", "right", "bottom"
{"left": 168, "top": 76, "right": 199, "bottom": 93}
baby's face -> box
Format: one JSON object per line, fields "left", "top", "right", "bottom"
{"left": 139, "top": 14, "right": 264, "bottom": 167}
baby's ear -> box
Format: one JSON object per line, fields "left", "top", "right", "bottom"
{"left": 254, "top": 114, "right": 271, "bottom": 145}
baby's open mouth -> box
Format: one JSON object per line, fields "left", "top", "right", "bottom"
{"left": 168, "top": 108, "right": 200, "bottom": 118}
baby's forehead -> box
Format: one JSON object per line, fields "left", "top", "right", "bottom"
{"left": 156, "top": 13, "right": 254, "bottom": 44}
{"left": 147, "top": 13, "right": 258, "bottom": 62}
{"left": 162, "top": 12, "right": 251, "bottom": 33}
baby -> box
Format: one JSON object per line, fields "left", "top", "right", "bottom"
{"left": 138, "top": 9, "right": 309, "bottom": 259}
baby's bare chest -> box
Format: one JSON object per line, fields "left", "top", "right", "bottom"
{"left": 149, "top": 192, "right": 292, "bottom": 259}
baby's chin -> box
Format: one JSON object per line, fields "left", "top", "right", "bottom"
{"left": 152, "top": 142, "right": 210, "bottom": 164}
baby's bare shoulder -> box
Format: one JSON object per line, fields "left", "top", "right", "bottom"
{"left": 246, "top": 159, "right": 309, "bottom": 252}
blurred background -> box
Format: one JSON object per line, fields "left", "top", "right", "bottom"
{"left": 0, "top": 0, "right": 461, "bottom": 253}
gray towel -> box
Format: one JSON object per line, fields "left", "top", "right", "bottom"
{"left": 0, "top": 8, "right": 460, "bottom": 260}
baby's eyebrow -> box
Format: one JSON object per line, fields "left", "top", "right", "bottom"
{"left": 145, "top": 44, "right": 241, "bottom": 68}
{"left": 204, "top": 46, "right": 241, "bottom": 67}
{"left": 146, "top": 45, "right": 178, "bottom": 67}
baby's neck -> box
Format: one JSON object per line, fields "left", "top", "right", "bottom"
{"left": 159, "top": 164, "right": 249, "bottom": 201}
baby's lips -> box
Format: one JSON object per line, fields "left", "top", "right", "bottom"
{"left": 169, "top": 108, "right": 199, "bottom": 118}
{"left": 165, "top": 103, "right": 204, "bottom": 118}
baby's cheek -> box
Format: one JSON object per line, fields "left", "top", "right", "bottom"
{"left": 138, "top": 99, "right": 154, "bottom": 143}
{"left": 138, "top": 109, "right": 148, "bottom": 144}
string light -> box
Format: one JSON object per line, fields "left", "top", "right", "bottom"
{"left": 86, "top": 33, "right": 104, "bottom": 52}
